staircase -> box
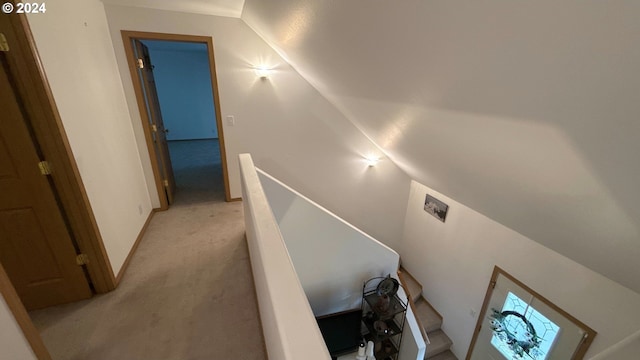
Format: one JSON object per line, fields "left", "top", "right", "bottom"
{"left": 400, "top": 268, "right": 458, "bottom": 360}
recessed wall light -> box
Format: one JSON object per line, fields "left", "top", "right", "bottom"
{"left": 254, "top": 66, "right": 271, "bottom": 79}
{"left": 365, "top": 155, "right": 380, "bottom": 167}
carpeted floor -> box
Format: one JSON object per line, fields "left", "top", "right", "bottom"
{"left": 168, "top": 139, "right": 226, "bottom": 204}
{"left": 29, "top": 139, "right": 267, "bottom": 360}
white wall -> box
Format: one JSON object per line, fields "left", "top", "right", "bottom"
{"left": 26, "top": 0, "right": 153, "bottom": 275}
{"left": 0, "top": 296, "right": 36, "bottom": 360}
{"left": 145, "top": 46, "right": 218, "bottom": 140}
{"left": 103, "top": 4, "right": 411, "bottom": 247}
{"left": 399, "top": 180, "right": 640, "bottom": 359}
{"left": 589, "top": 330, "right": 640, "bottom": 360}
{"left": 608, "top": 340, "right": 640, "bottom": 360}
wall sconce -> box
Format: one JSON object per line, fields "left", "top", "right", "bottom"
{"left": 365, "top": 155, "right": 380, "bottom": 167}
{"left": 254, "top": 66, "right": 272, "bottom": 79}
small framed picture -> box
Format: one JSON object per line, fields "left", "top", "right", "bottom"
{"left": 424, "top": 194, "right": 448, "bottom": 222}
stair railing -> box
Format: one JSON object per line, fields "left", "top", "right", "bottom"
{"left": 397, "top": 270, "right": 431, "bottom": 345}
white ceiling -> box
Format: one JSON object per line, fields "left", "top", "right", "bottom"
{"left": 241, "top": 0, "right": 640, "bottom": 293}
{"left": 100, "top": 0, "right": 245, "bottom": 17}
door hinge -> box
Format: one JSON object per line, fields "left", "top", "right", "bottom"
{"left": 136, "top": 58, "right": 144, "bottom": 69}
{"left": 76, "top": 253, "right": 90, "bottom": 266}
{"left": 490, "top": 280, "right": 497, "bottom": 289}
{"left": 0, "top": 33, "right": 9, "bottom": 52}
{"left": 151, "top": 124, "right": 158, "bottom": 132}
{"left": 38, "top": 161, "right": 52, "bottom": 175}
{"left": 163, "top": 179, "right": 169, "bottom": 187}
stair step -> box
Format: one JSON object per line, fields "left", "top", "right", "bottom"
{"left": 399, "top": 267, "right": 422, "bottom": 303}
{"left": 427, "top": 350, "right": 458, "bottom": 360}
{"left": 415, "top": 297, "right": 443, "bottom": 333}
{"left": 425, "top": 330, "right": 453, "bottom": 359}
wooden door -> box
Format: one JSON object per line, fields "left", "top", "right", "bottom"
{"left": 0, "top": 54, "right": 92, "bottom": 310}
{"left": 133, "top": 40, "right": 176, "bottom": 205}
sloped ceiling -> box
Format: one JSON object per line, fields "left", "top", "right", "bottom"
{"left": 240, "top": 0, "right": 640, "bottom": 293}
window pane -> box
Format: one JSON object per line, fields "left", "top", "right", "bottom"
{"left": 491, "top": 292, "right": 560, "bottom": 359}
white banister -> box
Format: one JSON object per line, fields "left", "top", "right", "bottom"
{"left": 257, "top": 166, "right": 426, "bottom": 360}
{"left": 239, "top": 153, "right": 331, "bottom": 360}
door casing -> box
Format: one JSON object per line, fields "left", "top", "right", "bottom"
{"left": 1, "top": 6, "right": 117, "bottom": 359}
{"left": 121, "top": 31, "right": 233, "bottom": 208}
{"left": 1, "top": 51, "right": 93, "bottom": 309}
{"left": 0, "top": 6, "right": 115, "bottom": 293}
{"left": 466, "top": 266, "right": 597, "bottom": 360}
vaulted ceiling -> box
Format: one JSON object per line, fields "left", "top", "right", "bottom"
{"left": 101, "top": 0, "right": 640, "bottom": 294}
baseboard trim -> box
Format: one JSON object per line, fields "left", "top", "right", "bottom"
{"left": 115, "top": 209, "right": 156, "bottom": 285}
{"left": 229, "top": 197, "right": 242, "bottom": 202}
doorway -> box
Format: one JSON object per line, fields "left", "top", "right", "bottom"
{"left": 467, "top": 267, "right": 597, "bottom": 360}
{"left": 141, "top": 39, "right": 226, "bottom": 204}
{"left": 121, "top": 31, "right": 231, "bottom": 208}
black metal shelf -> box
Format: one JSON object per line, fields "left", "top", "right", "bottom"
{"left": 362, "top": 316, "right": 402, "bottom": 342}
{"left": 363, "top": 292, "right": 406, "bottom": 320}
{"left": 361, "top": 276, "right": 407, "bottom": 360}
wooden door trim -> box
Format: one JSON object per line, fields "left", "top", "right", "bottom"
{"left": 466, "top": 266, "right": 597, "bottom": 360}
{"left": 1, "top": 8, "right": 115, "bottom": 293}
{"left": 121, "top": 30, "right": 233, "bottom": 205}
{"left": 0, "top": 263, "right": 52, "bottom": 360}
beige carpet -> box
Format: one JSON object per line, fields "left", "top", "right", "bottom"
{"left": 29, "top": 141, "right": 267, "bottom": 360}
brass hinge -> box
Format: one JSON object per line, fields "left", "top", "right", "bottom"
{"left": 151, "top": 124, "right": 158, "bottom": 132}
{"left": 0, "top": 33, "right": 9, "bottom": 52}
{"left": 136, "top": 58, "right": 144, "bottom": 69}
{"left": 490, "top": 280, "right": 497, "bottom": 289}
{"left": 38, "top": 161, "right": 52, "bottom": 175}
{"left": 163, "top": 179, "right": 169, "bottom": 187}
{"left": 76, "top": 253, "right": 90, "bottom": 266}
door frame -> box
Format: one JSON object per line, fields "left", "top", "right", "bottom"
{"left": 0, "top": 7, "right": 115, "bottom": 293}
{"left": 1, "top": 8, "right": 117, "bottom": 359}
{"left": 121, "top": 31, "right": 232, "bottom": 207}
{"left": 466, "top": 266, "right": 597, "bottom": 360}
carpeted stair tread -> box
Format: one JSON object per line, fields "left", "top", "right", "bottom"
{"left": 427, "top": 350, "right": 458, "bottom": 360}
{"left": 425, "top": 330, "right": 453, "bottom": 359}
{"left": 415, "top": 297, "right": 443, "bottom": 333}
{"left": 399, "top": 267, "right": 423, "bottom": 303}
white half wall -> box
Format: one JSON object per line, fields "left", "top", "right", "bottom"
{"left": 26, "top": 0, "right": 153, "bottom": 274}
{"left": 258, "top": 168, "right": 425, "bottom": 360}
{"left": 0, "top": 296, "right": 36, "bottom": 360}
{"left": 399, "top": 180, "right": 640, "bottom": 359}
{"left": 258, "top": 169, "right": 400, "bottom": 316}
{"left": 240, "top": 154, "right": 331, "bottom": 360}
{"left": 103, "top": 4, "right": 411, "bottom": 247}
